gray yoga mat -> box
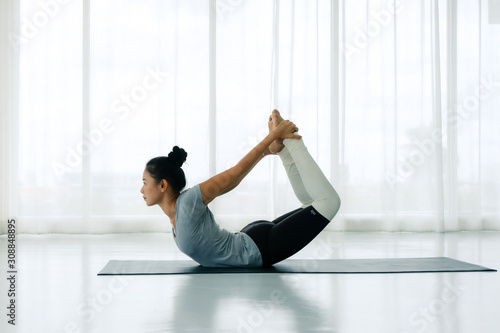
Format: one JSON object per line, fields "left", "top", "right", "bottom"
{"left": 97, "top": 257, "right": 496, "bottom": 275}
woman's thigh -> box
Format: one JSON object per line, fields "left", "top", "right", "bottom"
{"left": 267, "top": 206, "right": 330, "bottom": 265}
{"left": 241, "top": 207, "right": 330, "bottom": 266}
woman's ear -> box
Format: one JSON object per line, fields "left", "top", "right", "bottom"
{"left": 160, "top": 179, "right": 169, "bottom": 192}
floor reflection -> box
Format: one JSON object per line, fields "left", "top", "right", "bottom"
{"left": 167, "top": 273, "right": 329, "bottom": 332}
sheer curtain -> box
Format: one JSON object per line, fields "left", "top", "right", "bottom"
{"left": 1, "top": 0, "right": 499, "bottom": 234}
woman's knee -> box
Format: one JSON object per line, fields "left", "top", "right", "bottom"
{"left": 312, "top": 190, "right": 341, "bottom": 221}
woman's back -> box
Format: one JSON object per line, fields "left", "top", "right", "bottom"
{"left": 174, "top": 185, "right": 263, "bottom": 267}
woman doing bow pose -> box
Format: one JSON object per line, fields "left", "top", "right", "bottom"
{"left": 141, "top": 110, "right": 341, "bottom": 267}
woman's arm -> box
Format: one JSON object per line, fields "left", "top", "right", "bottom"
{"left": 199, "top": 121, "right": 301, "bottom": 205}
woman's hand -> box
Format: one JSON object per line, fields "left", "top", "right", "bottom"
{"left": 266, "top": 109, "right": 301, "bottom": 155}
{"left": 272, "top": 120, "right": 302, "bottom": 141}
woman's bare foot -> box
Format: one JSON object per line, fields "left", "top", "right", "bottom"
{"left": 268, "top": 109, "right": 286, "bottom": 154}
{"left": 271, "top": 109, "right": 285, "bottom": 127}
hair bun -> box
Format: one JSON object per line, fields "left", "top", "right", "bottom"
{"left": 168, "top": 146, "right": 187, "bottom": 168}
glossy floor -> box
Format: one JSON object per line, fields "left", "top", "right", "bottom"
{"left": 1, "top": 231, "right": 499, "bottom": 333}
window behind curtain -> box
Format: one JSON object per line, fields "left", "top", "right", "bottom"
{"left": 9, "top": 0, "right": 500, "bottom": 233}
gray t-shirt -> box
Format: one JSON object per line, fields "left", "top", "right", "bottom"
{"left": 173, "top": 184, "right": 263, "bottom": 267}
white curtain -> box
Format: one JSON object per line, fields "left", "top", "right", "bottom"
{"left": 1, "top": 0, "right": 499, "bottom": 234}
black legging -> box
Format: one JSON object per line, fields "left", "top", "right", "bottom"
{"left": 241, "top": 206, "right": 331, "bottom": 266}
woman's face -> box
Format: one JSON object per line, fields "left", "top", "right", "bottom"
{"left": 141, "top": 170, "right": 163, "bottom": 206}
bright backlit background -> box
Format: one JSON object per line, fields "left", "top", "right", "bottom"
{"left": 1, "top": 0, "right": 500, "bottom": 234}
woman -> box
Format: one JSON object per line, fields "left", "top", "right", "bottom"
{"left": 141, "top": 110, "right": 341, "bottom": 267}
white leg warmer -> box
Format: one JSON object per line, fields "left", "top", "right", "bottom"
{"left": 282, "top": 138, "right": 341, "bottom": 221}
{"left": 277, "top": 147, "right": 314, "bottom": 207}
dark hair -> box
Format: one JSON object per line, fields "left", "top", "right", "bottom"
{"left": 145, "top": 146, "right": 188, "bottom": 195}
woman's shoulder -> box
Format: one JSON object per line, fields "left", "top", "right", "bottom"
{"left": 179, "top": 184, "right": 201, "bottom": 201}
{"left": 177, "top": 184, "right": 204, "bottom": 209}
{"left": 176, "top": 184, "right": 207, "bottom": 220}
